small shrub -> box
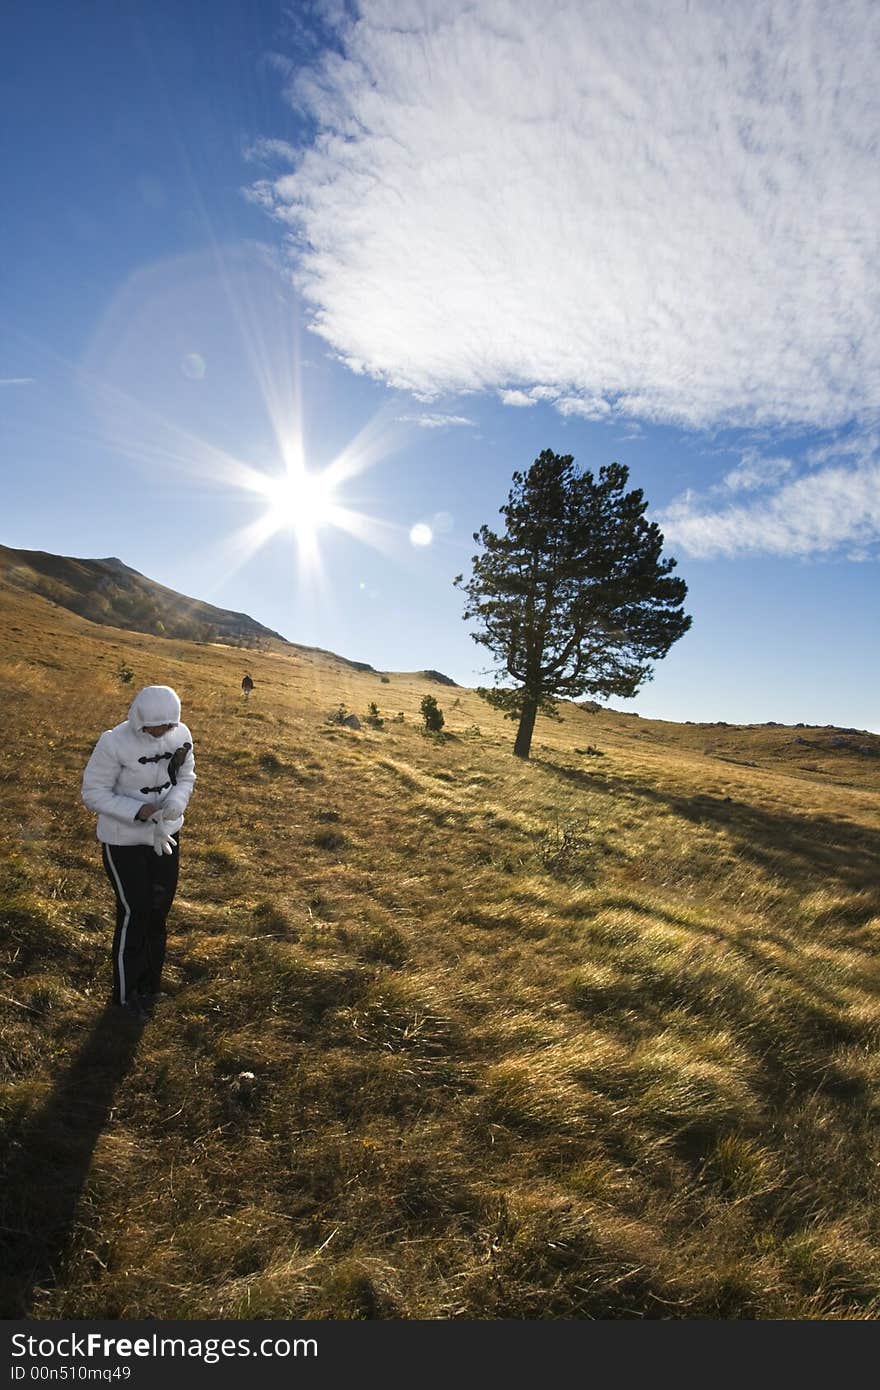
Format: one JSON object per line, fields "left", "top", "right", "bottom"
{"left": 326, "top": 703, "right": 348, "bottom": 725}
{"left": 538, "top": 818, "right": 594, "bottom": 880}
{"left": 116, "top": 662, "right": 134, "bottom": 685}
{"left": 420, "top": 695, "right": 444, "bottom": 733}
{"left": 314, "top": 829, "right": 347, "bottom": 851}
{"left": 380, "top": 675, "right": 391, "bottom": 684}
{"left": 393, "top": 712, "right": 405, "bottom": 723}
{"left": 365, "top": 702, "right": 384, "bottom": 729}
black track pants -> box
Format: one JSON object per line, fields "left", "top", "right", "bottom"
{"left": 101, "top": 837, "right": 180, "bottom": 1004}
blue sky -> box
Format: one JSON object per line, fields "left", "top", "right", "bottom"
{"left": 3, "top": 0, "right": 878, "bottom": 731}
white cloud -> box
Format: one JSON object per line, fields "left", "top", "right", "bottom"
{"left": 555, "top": 396, "right": 613, "bottom": 421}
{"left": 399, "top": 411, "right": 475, "bottom": 429}
{"left": 257, "top": 0, "right": 880, "bottom": 431}
{"left": 805, "top": 431, "right": 880, "bottom": 469}
{"left": 0, "top": 377, "right": 35, "bottom": 386}
{"left": 721, "top": 450, "right": 792, "bottom": 493}
{"left": 659, "top": 458, "right": 880, "bottom": 558}
{"left": 245, "top": 137, "right": 299, "bottom": 166}
{"left": 499, "top": 384, "right": 607, "bottom": 415}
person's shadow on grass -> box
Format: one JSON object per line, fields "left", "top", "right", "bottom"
{"left": 0, "top": 1002, "right": 144, "bottom": 1316}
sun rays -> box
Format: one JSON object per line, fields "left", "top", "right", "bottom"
{"left": 80, "top": 246, "right": 417, "bottom": 593}
{"left": 226, "top": 414, "right": 409, "bottom": 586}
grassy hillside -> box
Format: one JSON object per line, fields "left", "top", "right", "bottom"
{"left": 0, "top": 543, "right": 286, "bottom": 647}
{"left": 1, "top": 578, "right": 879, "bottom": 1319}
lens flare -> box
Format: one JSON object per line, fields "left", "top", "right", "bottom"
{"left": 409, "top": 522, "right": 433, "bottom": 547}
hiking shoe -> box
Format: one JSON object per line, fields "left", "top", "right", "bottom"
{"left": 135, "top": 989, "right": 170, "bottom": 1013}
{"left": 116, "top": 996, "right": 148, "bottom": 1019}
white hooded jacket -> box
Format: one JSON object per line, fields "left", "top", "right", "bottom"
{"left": 81, "top": 685, "right": 196, "bottom": 846}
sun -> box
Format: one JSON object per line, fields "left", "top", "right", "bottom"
{"left": 224, "top": 428, "right": 403, "bottom": 584}
{"left": 263, "top": 466, "right": 339, "bottom": 541}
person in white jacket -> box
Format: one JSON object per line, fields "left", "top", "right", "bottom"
{"left": 82, "top": 684, "right": 196, "bottom": 1015}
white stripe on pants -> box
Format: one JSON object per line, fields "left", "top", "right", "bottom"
{"left": 103, "top": 844, "right": 132, "bottom": 1005}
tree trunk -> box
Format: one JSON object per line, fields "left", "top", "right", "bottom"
{"left": 513, "top": 694, "right": 538, "bottom": 759}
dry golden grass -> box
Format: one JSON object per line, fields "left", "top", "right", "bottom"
{"left": 1, "top": 578, "right": 879, "bottom": 1319}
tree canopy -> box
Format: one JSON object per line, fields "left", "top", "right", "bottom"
{"left": 455, "top": 449, "right": 691, "bottom": 759}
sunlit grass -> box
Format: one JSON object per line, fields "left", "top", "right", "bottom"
{"left": 1, "top": 579, "right": 879, "bottom": 1318}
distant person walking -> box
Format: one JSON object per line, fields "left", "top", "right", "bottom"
{"left": 241, "top": 673, "right": 254, "bottom": 699}
{"left": 81, "top": 685, "right": 196, "bottom": 1016}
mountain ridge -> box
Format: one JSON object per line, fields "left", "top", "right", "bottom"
{"left": 0, "top": 542, "right": 380, "bottom": 674}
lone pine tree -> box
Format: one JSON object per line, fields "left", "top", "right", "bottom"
{"left": 455, "top": 449, "right": 691, "bottom": 759}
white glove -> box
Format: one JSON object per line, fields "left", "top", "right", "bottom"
{"left": 152, "top": 815, "right": 175, "bottom": 857}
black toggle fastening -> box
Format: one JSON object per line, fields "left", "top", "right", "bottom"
{"left": 140, "top": 781, "right": 172, "bottom": 794}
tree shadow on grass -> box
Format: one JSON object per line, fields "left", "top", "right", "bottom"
{"left": 534, "top": 757, "right": 880, "bottom": 899}
{"left": 0, "top": 1003, "right": 143, "bottom": 1316}
{"left": 533, "top": 757, "right": 876, "bottom": 1110}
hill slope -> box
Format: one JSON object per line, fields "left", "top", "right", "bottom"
{"left": 0, "top": 543, "right": 287, "bottom": 647}
{"left": 1, "top": 576, "right": 879, "bottom": 1319}
{"left": 0, "top": 542, "right": 390, "bottom": 677}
